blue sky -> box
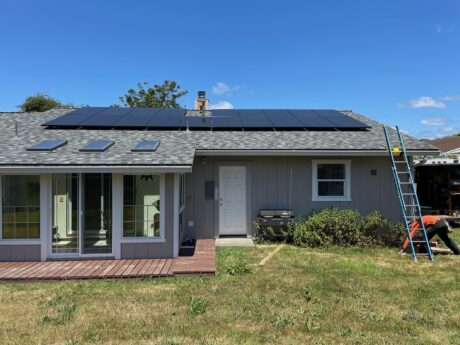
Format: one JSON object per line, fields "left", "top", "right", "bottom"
{"left": 0, "top": 0, "right": 459, "bottom": 138}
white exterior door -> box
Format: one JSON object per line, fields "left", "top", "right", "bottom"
{"left": 219, "top": 166, "right": 247, "bottom": 235}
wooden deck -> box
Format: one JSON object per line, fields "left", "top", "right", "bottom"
{"left": 0, "top": 239, "right": 215, "bottom": 282}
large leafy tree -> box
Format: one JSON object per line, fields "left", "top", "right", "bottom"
{"left": 18, "top": 93, "right": 71, "bottom": 112}
{"left": 118, "top": 80, "right": 188, "bottom": 108}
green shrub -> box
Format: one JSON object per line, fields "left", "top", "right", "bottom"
{"left": 361, "top": 211, "right": 405, "bottom": 247}
{"left": 293, "top": 208, "right": 363, "bottom": 247}
{"left": 292, "top": 208, "right": 404, "bottom": 248}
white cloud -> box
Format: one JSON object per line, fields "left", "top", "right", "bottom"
{"left": 440, "top": 95, "right": 460, "bottom": 101}
{"left": 409, "top": 96, "right": 446, "bottom": 109}
{"left": 416, "top": 126, "right": 459, "bottom": 139}
{"left": 435, "top": 24, "right": 456, "bottom": 33}
{"left": 212, "top": 82, "right": 240, "bottom": 96}
{"left": 209, "top": 101, "right": 234, "bottom": 109}
{"left": 421, "top": 117, "right": 446, "bottom": 126}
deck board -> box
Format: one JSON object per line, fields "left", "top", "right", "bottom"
{"left": 144, "top": 259, "right": 160, "bottom": 276}
{"left": 0, "top": 239, "right": 216, "bottom": 281}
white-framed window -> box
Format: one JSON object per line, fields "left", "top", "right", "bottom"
{"left": 312, "top": 160, "right": 351, "bottom": 201}
{"left": 1, "top": 175, "right": 41, "bottom": 240}
{"left": 122, "top": 175, "right": 163, "bottom": 239}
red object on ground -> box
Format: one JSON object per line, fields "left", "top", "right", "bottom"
{"left": 402, "top": 216, "right": 442, "bottom": 251}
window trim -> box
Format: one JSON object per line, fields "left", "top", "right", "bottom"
{"left": 179, "top": 173, "right": 185, "bottom": 214}
{"left": 312, "top": 159, "right": 351, "bottom": 201}
{"left": 0, "top": 174, "right": 42, "bottom": 241}
{"left": 120, "top": 173, "right": 165, "bottom": 243}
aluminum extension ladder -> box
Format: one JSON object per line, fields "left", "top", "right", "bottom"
{"left": 383, "top": 125, "right": 433, "bottom": 261}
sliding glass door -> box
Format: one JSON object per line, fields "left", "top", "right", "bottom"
{"left": 82, "top": 174, "right": 112, "bottom": 254}
{"left": 50, "top": 173, "right": 112, "bottom": 256}
{"left": 51, "top": 174, "right": 79, "bottom": 254}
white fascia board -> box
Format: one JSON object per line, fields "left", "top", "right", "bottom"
{"left": 195, "top": 149, "right": 439, "bottom": 157}
{"left": 0, "top": 165, "right": 192, "bottom": 174}
{"left": 445, "top": 148, "right": 460, "bottom": 155}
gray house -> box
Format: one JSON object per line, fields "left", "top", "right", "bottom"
{"left": 0, "top": 101, "right": 437, "bottom": 261}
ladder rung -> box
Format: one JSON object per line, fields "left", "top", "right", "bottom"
{"left": 405, "top": 205, "right": 417, "bottom": 207}
{"left": 397, "top": 171, "right": 410, "bottom": 174}
{"left": 395, "top": 161, "right": 407, "bottom": 163}
{"left": 402, "top": 193, "right": 415, "bottom": 195}
{"left": 400, "top": 182, "right": 413, "bottom": 184}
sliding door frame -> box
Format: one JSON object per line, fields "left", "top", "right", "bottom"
{"left": 46, "top": 173, "right": 118, "bottom": 259}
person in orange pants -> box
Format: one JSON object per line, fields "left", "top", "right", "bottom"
{"left": 402, "top": 216, "right": 459, "bottom": 255}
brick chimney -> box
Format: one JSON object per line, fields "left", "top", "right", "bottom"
{"left": 194, "top": 91, "right": 208, "bottom": 111}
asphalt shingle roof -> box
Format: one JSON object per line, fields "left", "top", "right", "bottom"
{"left": 0, "top": 109, "right": 438, "bottom": 167}
{"left": 427, "top": 136, "right": 460, "bottom": 153}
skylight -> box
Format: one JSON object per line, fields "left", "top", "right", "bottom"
{"left": 131, "top": 140, "right": 160, "bottom": 152}
{"left": 80, "top": 140, "right": 114, "bottom": 152}
{"left": 27, "top": 139, "right": 67, "bottom": 151}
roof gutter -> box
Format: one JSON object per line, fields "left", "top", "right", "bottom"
{"left": 195, "top": 149, "right": 439, "bottom": 157}
{"left": 0, "top": 165, "right": 192, "bottom": 174}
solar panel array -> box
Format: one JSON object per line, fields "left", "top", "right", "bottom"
{"left": 43, "top": 108, "right": 370, "bottom": 130}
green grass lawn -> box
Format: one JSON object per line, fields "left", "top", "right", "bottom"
{"left": 1, "top": 236, "right": 459, "bottom": 345}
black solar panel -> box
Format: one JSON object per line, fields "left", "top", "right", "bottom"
{"left": 147, "top": 108, "right": 185, "bottom": 128}
{"left": 182, "top": 115, "right": 213, "bottom": 129}
{"left": 238, "top": 110, "right": 274, "bottom": 128}
{"left": 83, "top": 107, "right": 133, "bottom": 127}
{"left": 313, "top": 110, "right": 370, "bottom": 128}
{"left": 44, "top": 115, "right": 85, "bottom": 127}
{"left": 42, "top": 108, "right": 370, "bottom": 131}
{"left": 288, "top": 110, "right": 336, "bottom": 128}
{"left": 211, "top": 110, "right": 244, "bottom": 128}
{"left": 263, "top": 110, "right": 305, "bottom": 128}
{"left": 114, "top": 108, "right": 160, "bottom": 127}
{"left": 65, "top": 107, "right": 106, "bottom": 116}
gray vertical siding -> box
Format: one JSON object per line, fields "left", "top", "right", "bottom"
{"left": 184, "top": 156, "right": 402, "bottom": 239}
{"left": 120, "top": 173, "right": 175, "bottom": 259}
{"left": 0, "top": 245, "right": 41, "bottom": 261}
{"left": 0, "top": 157, "right": 402, "bottom": 260}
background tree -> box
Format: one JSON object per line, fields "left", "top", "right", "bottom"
{"left": 118, "top": 80, "right": 187, "bottom": 108}
{"left": 18, "top": 93, "right": 71, "bottom": 112}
